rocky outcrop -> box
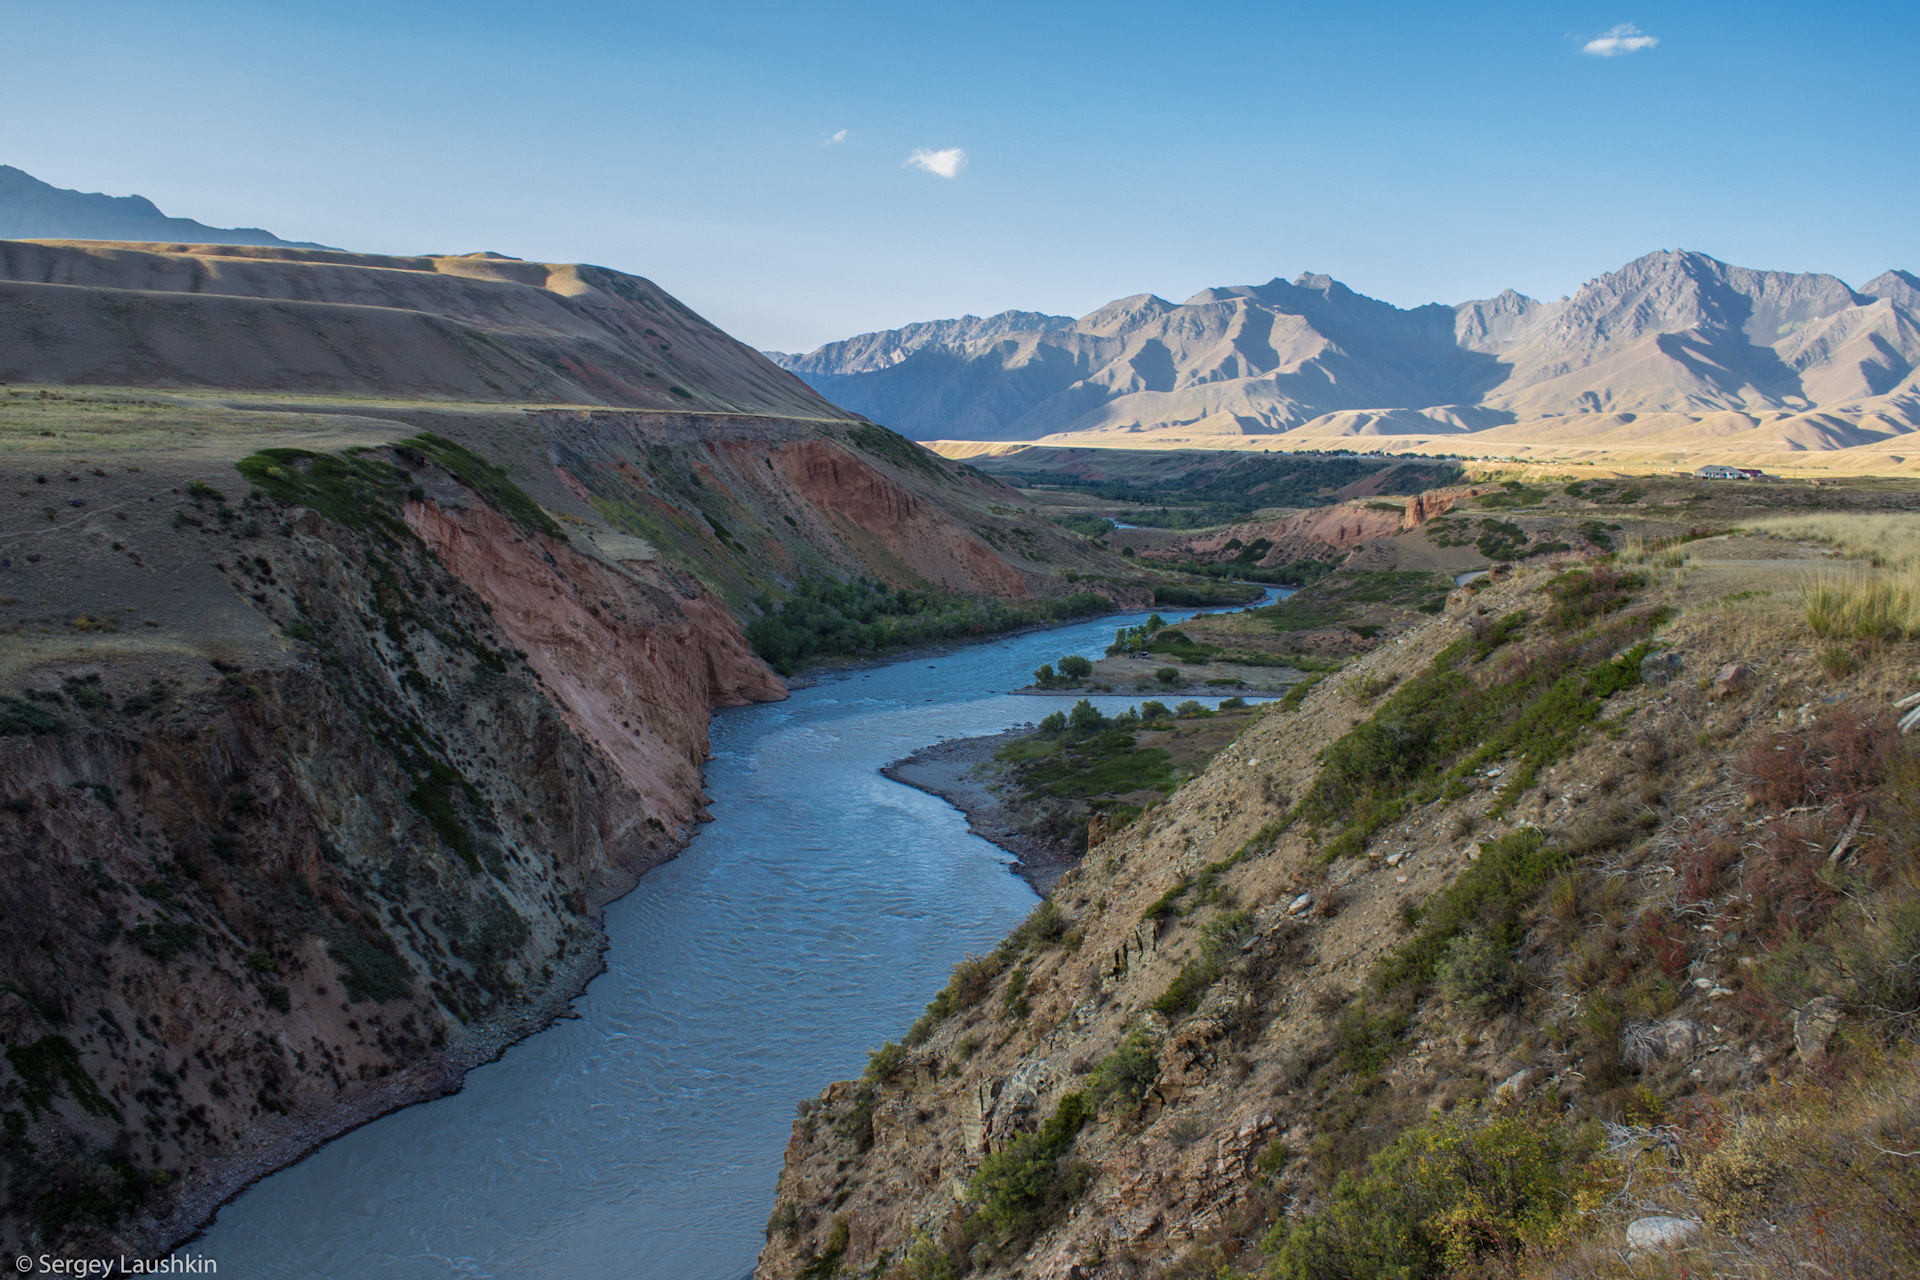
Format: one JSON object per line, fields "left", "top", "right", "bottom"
{"left": 771, "top": 438, "right": 1033, "bottom": 598}
{"left": 405, "top": 496, "right": 783, "bottom": 838}
{"left": 1148, "top": 501, "right": 1408, "bottom": 569}
{"left": 532, "top": 411, "right": 1114, "bottom": 607}
{"left": 1400, "top": 486, "right": 1481, "bottom": 530}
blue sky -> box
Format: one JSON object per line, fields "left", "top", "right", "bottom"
{"left": 3, "top": 0, "right": 1914, "bottom": 350}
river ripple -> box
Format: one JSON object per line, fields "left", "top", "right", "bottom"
{"left": 190, "top": 593, "right": 1279, "bottom": 1279}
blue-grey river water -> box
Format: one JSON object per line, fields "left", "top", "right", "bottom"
{"left": 188, "top": 592, "right": 1279, "bottom": 1279}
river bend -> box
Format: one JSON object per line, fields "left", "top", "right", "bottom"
{"left": 190, "top": 596, "right": 1276, "bottom": 1278}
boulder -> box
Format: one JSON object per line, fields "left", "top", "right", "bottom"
{"left": 1626, "top": 1216, "right": 1701, "bottom": 1250}
{"left": 1794, "top": 995, "right": 1844, "bottom": 1064}
{"left": 1713, "top": 662, "right": 1753, "bottom": 696}
{"left": 1494, "top": 1068, "right": 1534, "bottom": 1102}
{"left": 1640, "top": 650, "right": 1684, "bottom": 686}
{"left": 1622, "top": 1018, "right": 1702, "bottom": 1067}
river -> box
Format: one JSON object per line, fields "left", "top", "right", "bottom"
{"left": 188, "top": 593, "right": 1280, "bottom": 1279}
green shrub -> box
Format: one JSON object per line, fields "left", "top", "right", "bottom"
{"left": 235, "top": 447, "right": 413, "bottom": 540}
{"left": 1033, "top": 663, "right": 1057, "bottom": 687}
{"left": 1153, "top": 910, "right": 1251, "bottom": 1019}
{"left": 967, "top": 1092, "right": 1095, "bottom": 1241}
{"left": 997, "top": 900, "right": 1069, "bottom": 959}
{"left": 1375, "top": 828, "right": 1562, "bottom": 998}
{"left": 1140, "top": 699, "right": 1170, "bottom": 720}
{"left": 904, "top": 952, "right": 1006, "bottom": 1045}
{"left": 1088, "top": 1029, "right": 1159, "bottom": 1107}
{"left": 5, "top": 1035, "right": 119, "bottom": 1120}
{"left": 1335, "top": 1001, "right": 1405, "bottom": 1075}
{"left": 1038, "top": 710, "right": 1067, "bottom": 734}
{"left": 864, "top": 1040, "right": 907, "bottom": 1083}
{"left": 1436, "top": 927, "right": 1522, "bottom": 1016}
{"left": 748, "top": 576, "right": 1111, "bottom": 674}
{"left": 1264, "top": 1104, "right": 1599, "bottom": 1278}
{"left": 1058, "top": 654, "right": 1093, "bottom": 679}
{"left": 399, "top": 433, "right": 562, "bottom": 537}
{"left": 1155, "top": 666, "right": 1181, "bottom": 685}
{"left": 1068, "top": 699, "right": 1105, "bottom": 733}
{"left": 1277, "top": 674, "right": 1321, "bottom": 712}
{"left": 0, "top": 696, "right": 64, "bottom": 736}
{"left": 329, "top": 930, "right": 413, "bottom": 1003}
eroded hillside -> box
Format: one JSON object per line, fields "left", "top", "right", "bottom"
{"left": 757, "top": 549, "right": 1920, "bottom": 1280}
{"left": 0, "top": 239, "right": 834, "bottom": 415}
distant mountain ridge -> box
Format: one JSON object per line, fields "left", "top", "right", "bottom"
{"left": 772, "top": 251, "right": 1920, "bottom": 459}
{"left": 771, "top": 309, "right": 1073, "bottom": 377}
{"left": 0, "top": 164, "right": 329, "bottom": 248}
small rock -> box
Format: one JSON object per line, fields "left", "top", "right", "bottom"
{"left": 1714, "top": 662, "right": 1752, "bottom": 695}
{"left": 1795, "top": 995, "right": 1845, "bottom": 1064}
{"left": 1286, "top": 893, "right": 1313, "bottom": 916}
{"left": 1385, "top": 852, "right": 1405, "bottom": 867}
{"left": 1692, "top": 977, "right": 1713, "bottom": 990}
{"left": 1661, "top": 1019, "right": 1703, "bottom": 1058}
{"left": 1626, "top": 1216, "right": 1701, "bottom": 1251}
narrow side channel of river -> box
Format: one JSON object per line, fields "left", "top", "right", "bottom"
{"left": 190, "top": 593, "right": 1282, "bottom": 1279}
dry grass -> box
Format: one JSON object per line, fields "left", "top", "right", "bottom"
{"left": 1801, "top": 567, "right": 1920, "bottom": 639}
{"left": 1742, "top": 515, "right": 1920, "bottom": 639}
{"left": 1615, "top": 534, "right": 1694, "bottom": 571}
{"left": 1745, "top": 512, "right": 1920, "bottom": 569}
{"left": 1535, "top": 1047, "right": 1920, "bottom": 1279}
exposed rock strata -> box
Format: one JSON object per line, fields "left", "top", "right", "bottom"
{"left": 0, "top": 454, "right": 784, "bottom": 1258}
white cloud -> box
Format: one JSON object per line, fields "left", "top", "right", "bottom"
{"left": 822, "top": 129, "right": 848, "bottom": 146}
{"left": 1582, "top": 23, "right": 1659, "bottom": 56}
{"left": 905, "top": 147, "right": 967, "bottom": 178}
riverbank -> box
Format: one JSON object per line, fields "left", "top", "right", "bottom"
{"left": 158, "top": 930, "right": 612, "bottom": 1254}
{"left": 883, "top": 730, "right": 1080, "bottom": 894}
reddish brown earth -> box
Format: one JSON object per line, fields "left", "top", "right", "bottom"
{"left": 406, "top": 497, "right": 784, "bottom": 838}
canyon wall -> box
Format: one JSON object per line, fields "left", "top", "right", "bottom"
{"left": 0, "top": 442, "right": 785, "bottom": 1257}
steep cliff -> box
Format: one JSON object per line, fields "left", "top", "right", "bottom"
{"left": 0, "top": 431, "right": 788, "bottom": 1257}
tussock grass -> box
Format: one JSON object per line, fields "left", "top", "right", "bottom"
{"left": 1801, "top": 567, "right": 1920, "bottom": 639}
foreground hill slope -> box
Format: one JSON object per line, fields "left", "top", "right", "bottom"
{"left": 758, "top": 550, "right": 1920, "bottom": 1279}
{"left": 0, "top": 239, "right": 836, "bottom": 416}
{"left": 774, "top": 251, "right": 1920, "bottom": 465}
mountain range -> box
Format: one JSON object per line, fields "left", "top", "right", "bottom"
{"left": 0, "top": 164, "right": 329, "bottom": 248}
{"left": 769, "top": 252, "right": 1920, "bottom": 463}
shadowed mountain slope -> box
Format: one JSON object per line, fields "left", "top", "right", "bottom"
{"left": 0, "top": 239, "right": 841, "bottom": 416}
{"left": 0, "top": 165, "right": 327, "bottom": 249}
